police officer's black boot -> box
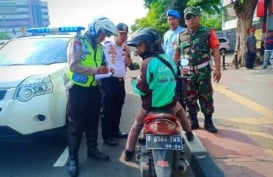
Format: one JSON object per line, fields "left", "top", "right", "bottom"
{"left": 204, "top": 114, "right": 218, "bottom": 133}
{"left": 189, "top": 112, "right": 200, "bottom": 130}
{"left": 85, "top": 130, "right": 109, "bottom": 161}
{"left": 67, "top": 135, "right": 81, "bottom": 177}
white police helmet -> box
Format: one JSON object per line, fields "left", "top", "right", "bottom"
{"left": 88, "top": 16, "right": 117, "bottom": 37}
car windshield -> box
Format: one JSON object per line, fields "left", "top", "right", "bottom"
{"left": 0, "top": 37, "right": 70, "bottom": 66}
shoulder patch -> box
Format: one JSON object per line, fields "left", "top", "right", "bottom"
{"left": 73, "top": 40, "right": 81, "bottom": 51}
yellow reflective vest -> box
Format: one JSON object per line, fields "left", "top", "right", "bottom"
{"left": 67, "top": 38, "right": 103, "bottom": 87}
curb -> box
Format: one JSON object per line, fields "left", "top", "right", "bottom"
{"left": 183, "top": 132, "right": 225, "bottom": 177}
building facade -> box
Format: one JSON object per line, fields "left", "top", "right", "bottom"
{"left": 221, "top": 0, "right": 273, "bottom": 50}
{"left": 222, "top": 0, "right": 263, "bottom": 31}
{"left": 0, "top": 0, "right": 49, "bottom": 37}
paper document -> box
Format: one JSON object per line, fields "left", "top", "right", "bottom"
{"left": 95, "top": 73, "right": 112, "bottom": 80}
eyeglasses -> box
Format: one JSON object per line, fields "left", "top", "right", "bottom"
{"left": 185, "top": 14, "right": 197, "bottom": 20}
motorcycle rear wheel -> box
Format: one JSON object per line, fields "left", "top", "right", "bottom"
{"left": 139, "top": 146, "right": 156, "bottom": 177}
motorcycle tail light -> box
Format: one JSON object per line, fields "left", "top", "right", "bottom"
{"left": 144, "top": 112, "right": 181, "bottom": 135}
{"left": 157, "top": 160, "right": 170, "bottom": 167}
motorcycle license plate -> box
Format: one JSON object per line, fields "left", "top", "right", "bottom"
{"left": 145, "top": 134, "right": 183, "bottom": 150}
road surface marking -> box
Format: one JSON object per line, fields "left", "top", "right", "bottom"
{"left": 214, "top": 84, "right": 273, "bottom": 118}
{"left": 220, "top": 117, "right": 273, "bottom": 125}
{"left": 238, "top": 128, "right": 273, "bottom": 155}
{"left": 239, "top": 129, "right": 273, "bottom": 141}
{"left": 53, "top": 147, "right": 68, "bottom": 167}
{"left": 214, "top": 84, "right": 273, "bottom": 155}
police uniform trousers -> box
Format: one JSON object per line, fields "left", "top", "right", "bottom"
{"left": 100, "top": 77, "right": 126, "bottom": 140}
{"left": 67, "top": 84, "right": 101, "bottom": 137}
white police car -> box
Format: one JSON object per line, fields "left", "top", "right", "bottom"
{"left": 0, "top": 26, "right": 84, "bottom": 140}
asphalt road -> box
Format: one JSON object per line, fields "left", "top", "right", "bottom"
{"left": 0, "top": 93, "right": 193, "bottom": 177}
{"left": 0, "top": 94, "right": 141, "bottom": 177}
{"left": 0, "top": 65, "right": 196, "bottom": 177}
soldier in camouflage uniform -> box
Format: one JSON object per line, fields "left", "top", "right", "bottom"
{"left": 173, "top": 7, "right": 221, "bottom": 133}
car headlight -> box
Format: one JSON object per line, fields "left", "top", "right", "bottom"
{"left": 14, "top": 75, "right": 53, "bottom": 102}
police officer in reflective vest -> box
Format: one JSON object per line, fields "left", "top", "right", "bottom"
{"left": 65, "top": 16, "right": 117, "bottom": 177}
{"left": 174, "top": 7, "right": 221, "bottom": 133}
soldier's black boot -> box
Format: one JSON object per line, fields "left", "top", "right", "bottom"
{"left": 204, "top": 114, "right": 218, "bottom": 133}
{"left": 85, "top": 131, "right": 109, "bottom": 161}
{"left": 67, "top": 135, "right": 81, "bottom": 177}
{"left": 189, "top": 113, "right": 200, "bottom": 130}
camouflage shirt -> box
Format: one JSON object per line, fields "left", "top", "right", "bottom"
{"left": 175, "top": 26, "right": 212, "bottom": 66}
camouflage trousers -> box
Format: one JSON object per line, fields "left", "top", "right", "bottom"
{"left": 183, "top": 70, "right": 214, "bottom": 115}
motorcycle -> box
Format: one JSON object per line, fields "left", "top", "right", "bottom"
{"left": 136, "top": 110, "right": 189, "bottom": 177}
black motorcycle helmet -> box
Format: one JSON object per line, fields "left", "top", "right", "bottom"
{"left": 127, "top": 27, "right": 163, "bottom": 59}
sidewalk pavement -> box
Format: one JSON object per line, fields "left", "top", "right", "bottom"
{"left": 193, "top": 126, "right": 273, "bottom": 177}
{"left": 187, "top": 53, "right": 273, "bottom": 177}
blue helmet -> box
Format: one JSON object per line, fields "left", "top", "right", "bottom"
{"left": 167, "top": 9, "right": 180, "bottom": 19}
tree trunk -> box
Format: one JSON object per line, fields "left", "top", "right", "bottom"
{"left": 235, "top": 17, "right": 253, "bottom": 66}
{"left": 232, "top": 0, "right": 258, "bottom": 67}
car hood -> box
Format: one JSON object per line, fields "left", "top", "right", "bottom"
{"left": 0, "top": 63, "right": 67, "bottom": 88}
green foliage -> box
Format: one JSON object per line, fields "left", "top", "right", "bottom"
{"left": 187, "top": 0, "right": 222, "bottom": 30}
{"left": 132, "top": 0, "right": 222, "bottom": 34}
{"left": 0, "top": 32, "right": 11, "bottom": 40}
{"left": 132, "top": 0, "right": 171, "bottom": 35}
{"left": 200, "top": 14, "right": 222, "bottom": 30}
{"left": 187, "top": 0, "right": 221, "bottom": 14}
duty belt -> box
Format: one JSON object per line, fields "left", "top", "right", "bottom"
{"left": 185, "top": 61, "right": 210, "bottom": 71}
{"left": 181, "top": 61, "right": 210, "bottom": 75}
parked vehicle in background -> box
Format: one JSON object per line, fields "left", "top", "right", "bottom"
{"left": 0, "top": 26, "right": 84, "bottom": 140}
{"left": 218, "top": 37, "right": 231, "bottom": 54}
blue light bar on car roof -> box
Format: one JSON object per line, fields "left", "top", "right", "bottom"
{"left": 27, "top": 26, "right": 85, "bottom": 33}
{"left": 27, "top": 27, "right": 50, "bottom": 33}
{"left": 59, "top": 26, "right": 85, "bottom": 32}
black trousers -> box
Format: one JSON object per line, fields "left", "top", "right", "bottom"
{"left": 100, "top": 77, "right": 125, "bottom": 140}
{"left": 246, "top": 51, "right": 256, "bottom": 69}
{"left": 66, "top": 84, "right": 101, "bottom": 137}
